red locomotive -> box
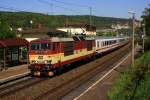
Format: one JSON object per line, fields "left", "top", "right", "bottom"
{"left": 28, "top": 36, "right": 95, "bottom": 76}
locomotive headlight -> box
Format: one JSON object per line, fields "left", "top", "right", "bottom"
{"left": 44, "top": 60, "right": 51, "bottom": 64}
{"left": 31, "top": 60, "right": 38, "bottom": 64}
{"left": 48, "top": 60, "right": 52, "bottom": 64}
{"left": 31, "top": 60, "right": 35, "bottom": 64}
{"left": 44, "top": 60, "right": 48, "bottom": 64}
{"left": 35, "top": 60, "right": 38, "bottom": 64}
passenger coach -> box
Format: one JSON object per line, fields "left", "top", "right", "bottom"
{"left": 95, "top": 37, "right": 129, "bottom": 54}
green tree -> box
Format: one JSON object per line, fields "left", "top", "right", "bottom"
{"left": 142, "top": 4, "right": 150, "bottom": 36}
{"left": 141, "top": 4, "right": 150, "bottom": 51}
{"left": 0, "top": 19, "right": 16, "bottom": 39}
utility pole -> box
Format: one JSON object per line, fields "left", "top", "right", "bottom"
{"left": 128, "top": 10, "right": 135, "bottom": 67}
{"left": 89, "top": 7, "right": 92, "bottom": 27}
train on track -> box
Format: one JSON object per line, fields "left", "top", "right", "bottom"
{"left": 28, "top": 36, "right": 129, "bottom": 76}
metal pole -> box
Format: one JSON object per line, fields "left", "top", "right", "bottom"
{"left": 132, "top": 14, "right": 135, "bottom": 67}
{"left": 27, "top": 46, "right": 29, "bottom": 67}
{"left": 128, "top": 10, "right": 135, "bottom": 67}
{"left": 143, "top": 21, "right": 146, "bottom": 53}
{"left": 3, "top": 48, "right": 6, "bottom": 70}
{"left": 89, "top": 7, "right": 92, "bottom": 27}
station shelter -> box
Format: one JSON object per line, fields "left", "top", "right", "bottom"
{"left": 0, "top": 38, "right": 28, "bottom": 70}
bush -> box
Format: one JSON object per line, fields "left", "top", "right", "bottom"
{"left": 144, "top": 36, "right": 150, "bottom": 51}
{"left": 107, "top": 52, "right": 150, "bottom": 100}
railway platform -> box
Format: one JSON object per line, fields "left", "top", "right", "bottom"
{"left": 0, "top": 64, "right": 29, "bottom": 81}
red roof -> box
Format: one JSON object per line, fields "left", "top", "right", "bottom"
{"left": 0, "top": 38, "right": 28, "bottom": 47}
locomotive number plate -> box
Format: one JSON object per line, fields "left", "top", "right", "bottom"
{"left": 38, "top": 56, "right": 43, "bottom": 59}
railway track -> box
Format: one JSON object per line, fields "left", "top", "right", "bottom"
{"left": 0, "top": 77, "right": 48, "bottom": 98}
{"left": 35, "top": 43, "right": 131, "bottom": 100}
{"left": 0, "top": 42, "right": 131, "bottom": 100}
{"left": 0, "top": 72, "right": 30, "bottom": 86}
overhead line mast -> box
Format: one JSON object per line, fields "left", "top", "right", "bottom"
{"left": 90, "top": 7, "right": 92, "bottom": 28}
{"left": 51, "top": 0, "right": 93, "bottom": 27}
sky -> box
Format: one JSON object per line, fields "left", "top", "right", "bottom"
{"left": 0, "top": 0, "right": 149, "bottom": 19}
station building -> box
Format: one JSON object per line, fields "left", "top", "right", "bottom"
{"left": 17, "top": 27, "right": 68, "bottom": 42}
{"left": 0, "top": 38, "right": 28, "bottom": 70}
{"left": 57, "top": 24, "right": 96, "bottom": 36}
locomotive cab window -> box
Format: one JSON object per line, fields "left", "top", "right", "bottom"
{"left": 31, "top": 43, "right": 51, "bottom": 50}
{"left": 31, "top": 43, "right": 40, "bottom": 50}
{"left": 41, "top": 43, "right": 50, "bottom": 50}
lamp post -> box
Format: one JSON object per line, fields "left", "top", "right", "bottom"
{"left": 142, "top": 22, "right": 146, "bottom": 53}
{"left": 128, "top": 10, "right": 135, "bottom": 67}
{"left": 30, "top": 20, "right": 33, "bottom": 29}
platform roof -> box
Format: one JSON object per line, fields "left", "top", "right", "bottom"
{"left": 0, "top": 38, "right": 28, "bottom": 47}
